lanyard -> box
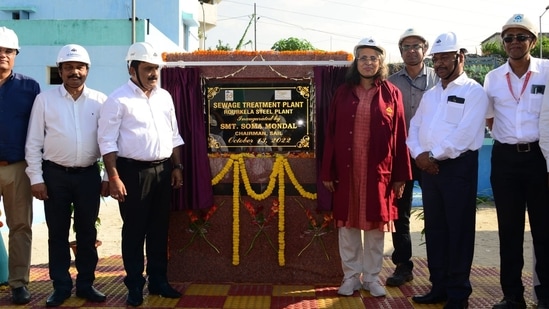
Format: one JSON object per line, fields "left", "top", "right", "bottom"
{"left": 404, "top": 75, "right": 428, "bottom": 92}
{"left": 506, "top": 71, "right": 531, "bottom": 103}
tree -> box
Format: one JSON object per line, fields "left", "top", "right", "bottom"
{"left": 481, "top": 41, "right": 506, "bottom": 58}
{"left": 271, "top": 37, "right": 317, "bottom": 51}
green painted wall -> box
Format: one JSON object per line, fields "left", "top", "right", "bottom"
{"left": 0, "top": 19, "right": 146, "bottom": 46}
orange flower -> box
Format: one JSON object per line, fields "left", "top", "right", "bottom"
{"left": 243, "top": 199, "right": 279, "bottom": 256}
{"left": 204, "top": 204, "right": 218, "bottom": 221}
{"left": 295, "top": 198, "right": 333, "bottom": 260}
{"left": 165, "top": 50, "right": 353, "bottom": 62}
{"left": 181, "top": 204, "right": 221, "bottom": 253}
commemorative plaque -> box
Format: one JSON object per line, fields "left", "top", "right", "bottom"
{"left": 206, "top": 84, "right": 313, "bottom": 152}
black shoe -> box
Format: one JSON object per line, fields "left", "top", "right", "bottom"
{"left": 444, "top": 300, "right": 469, "bottom": 309}
{"left": 126, "top": 288, "right": 143, "bottom": 307}
{"left": 45, "top": 289, "right": 71, "bottom": 307}
{"left": 386, "top": 263, "right": 413, "bottom": 286}
{"left": 148, "top": 282, "right": 182, "bottom": 298}
{"left": 492, "top": 297, "right": 526, "bottom": 309}
{"left": 412, "top": 291, "right": 447, "bottom": 304}
{"left": 12, "top": 286, "right": 31, "bottom": 304}
{"left": 76, "top": 286, "right": 106, "bottom": 302}
{"left": 538, "top": 299, "right": 549, "bottom": 309}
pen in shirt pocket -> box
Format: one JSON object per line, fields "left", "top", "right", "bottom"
{"left": 531, "top": 85, "right": 545, "bottom": 94}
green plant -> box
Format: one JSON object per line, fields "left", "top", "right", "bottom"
{"left": 464, "top": 64, "right": 492, "bottom": 85}
{"left": 271, "top": 37, "right": 317, "bottom": 51}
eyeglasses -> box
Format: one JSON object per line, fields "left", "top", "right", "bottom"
{"left": 432, "top": 54, "right": 457, "bottom": 64}
{"left": 502, "top": 35, "right": 531, "bottom": 43}
{"left": 401, "top": 44, "right": 423, "bottom": 52}
{"left": 357, "top": 56, "right": 379, "bottom": 63}
{"left": 0, "top": 48, "right": 17, "bottom": 56}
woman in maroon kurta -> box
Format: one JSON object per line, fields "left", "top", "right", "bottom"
{"left": 320, "top": 37, "right": 411, "bottom": 297}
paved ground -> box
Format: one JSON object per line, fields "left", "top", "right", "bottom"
{"left": 0, "top": 255, "right": 536, "bottom": 309}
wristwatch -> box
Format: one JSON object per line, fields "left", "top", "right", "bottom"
{"left": 174, "top": 163, "right": 184, "bottom": 170}
{"left": 428, "top": 151, "right": 436, "bottom": 162}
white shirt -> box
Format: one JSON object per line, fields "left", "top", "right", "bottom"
{"left": 538, "top": 70, "right": 549, "bottom": 171}
{"left": 98, "top": 80, "right": 184, "bottom": 161}
{"left": 25, "top": 85, "right": 107, "bottom": 185}
{"left": 407, "top": 73, "right": 489, "bottom": 160}
{"left": 484, "top": 57, "right": 549, "bottom": 144}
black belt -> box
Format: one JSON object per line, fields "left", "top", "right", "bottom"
{"left": 494, "top": 140, "right": 539, "bottom": 153}
{"left": 118, "top": 157, "right": 169, "bottom": 167}
{"left": 43, "top": 160, "right": 98, "bottom": 173}
{"left": 438, "top": 150, "right": 475, "bottom": 162}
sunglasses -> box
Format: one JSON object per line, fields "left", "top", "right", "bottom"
{"left": 502, "top": 35, "right": 531, "bottom": 43}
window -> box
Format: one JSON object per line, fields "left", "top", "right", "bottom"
{"left": 48, "top": 67, "right": 62, "bottom": 85}
{"left": 12, "top": 11, "right": 28, "bottom": 19}
{"left": 0, "top": 7, "right": 35, "bottom": 19}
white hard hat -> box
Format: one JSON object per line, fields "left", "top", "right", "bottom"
{"left": 56, "top": 44, "right": 91, "bottom": 66}
{"left": 399, "top": 28, "right": 428, "bottom": 46}
{"left": 0, "top": 26, "right": 20, "bottom": 50}
{"left": 125, "top": 42, "right": 164, "bottom": 65}
{"left": 353, "top": 37, "right": 385, "bottom": 58}
{"left": 429, "top": 32, "right": 467, "bottom": 55}
{"left": 502, "top": 14, "right": 537, "bottom": 38}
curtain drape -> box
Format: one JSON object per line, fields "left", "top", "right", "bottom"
{"left": 161, "top": 67, "right": 214, "bottom": 210}
{"left": 314, "top": 66, "right": 348, "bottom": 211}
{"left": 160, "top": 65, "right": 347, "bottom": 211}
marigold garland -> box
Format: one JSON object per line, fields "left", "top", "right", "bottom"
{"left": 238, "top": 156, "right": 278, "bottom": 200}
{"left": 211, "top": 158, "right": 234, "bottom": 185}
{"left": 277, "top": 161, "right": 286, "bottom": 266}
{"left": 211, "top": 153, "right": 316, "bottom": 266}
{"left": 283, "top": 159, "right": 317, "bottom": 200}
{"left": 232, "top": 160, "right": 240, "bottom": 266}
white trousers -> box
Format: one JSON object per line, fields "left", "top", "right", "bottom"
{"left": 338, "top": 227, "right": 384, "bottom": 283}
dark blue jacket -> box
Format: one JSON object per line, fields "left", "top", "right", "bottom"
{"left": 0, "top": 72, "right": 40, "bottom": 163}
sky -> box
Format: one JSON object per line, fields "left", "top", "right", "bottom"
{"left": 205, "top": 0, "right": 547, "bottom": 62}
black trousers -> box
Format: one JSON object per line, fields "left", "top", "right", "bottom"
{"left": 421, "top": 151, "right": 478, "bottom": 302}
{"left": 42, "top": 162, "right": 100, "bottom": 291}
{"left": 391, "top": 157, "right": 421, "bottom": 270}
{"left": 491, "top": 141, "right": 549, "bottom": 300}
{"left": 116, "top": 158, "right": 172, "bottom": 290}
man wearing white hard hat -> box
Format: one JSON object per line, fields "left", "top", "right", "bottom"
{"left": 25, "top": 44, "right": 109, "bottom": 307}
{"left": 321, "top": 37, "right": 411, "bottom": 298}
{"left": 487, "top": 13, "right": 549, "bottom": 309}
{"left": 0, "top": 26, "right": 40, "bottom": 305}
{"left": 407, "top": 32, "right": 488, "bottom": 308}
{"left": 386, "top": 28, "right": 439, "bottom": 287}
{"left": 98, "top": 42, "right": 184, "bottom": 306}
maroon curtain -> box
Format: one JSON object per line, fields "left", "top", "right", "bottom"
{"left": 161, "top": 67, "right": 214, "bottom": 210}
{"left": 314, "top": 66, "right": 348, "bottom": 211}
